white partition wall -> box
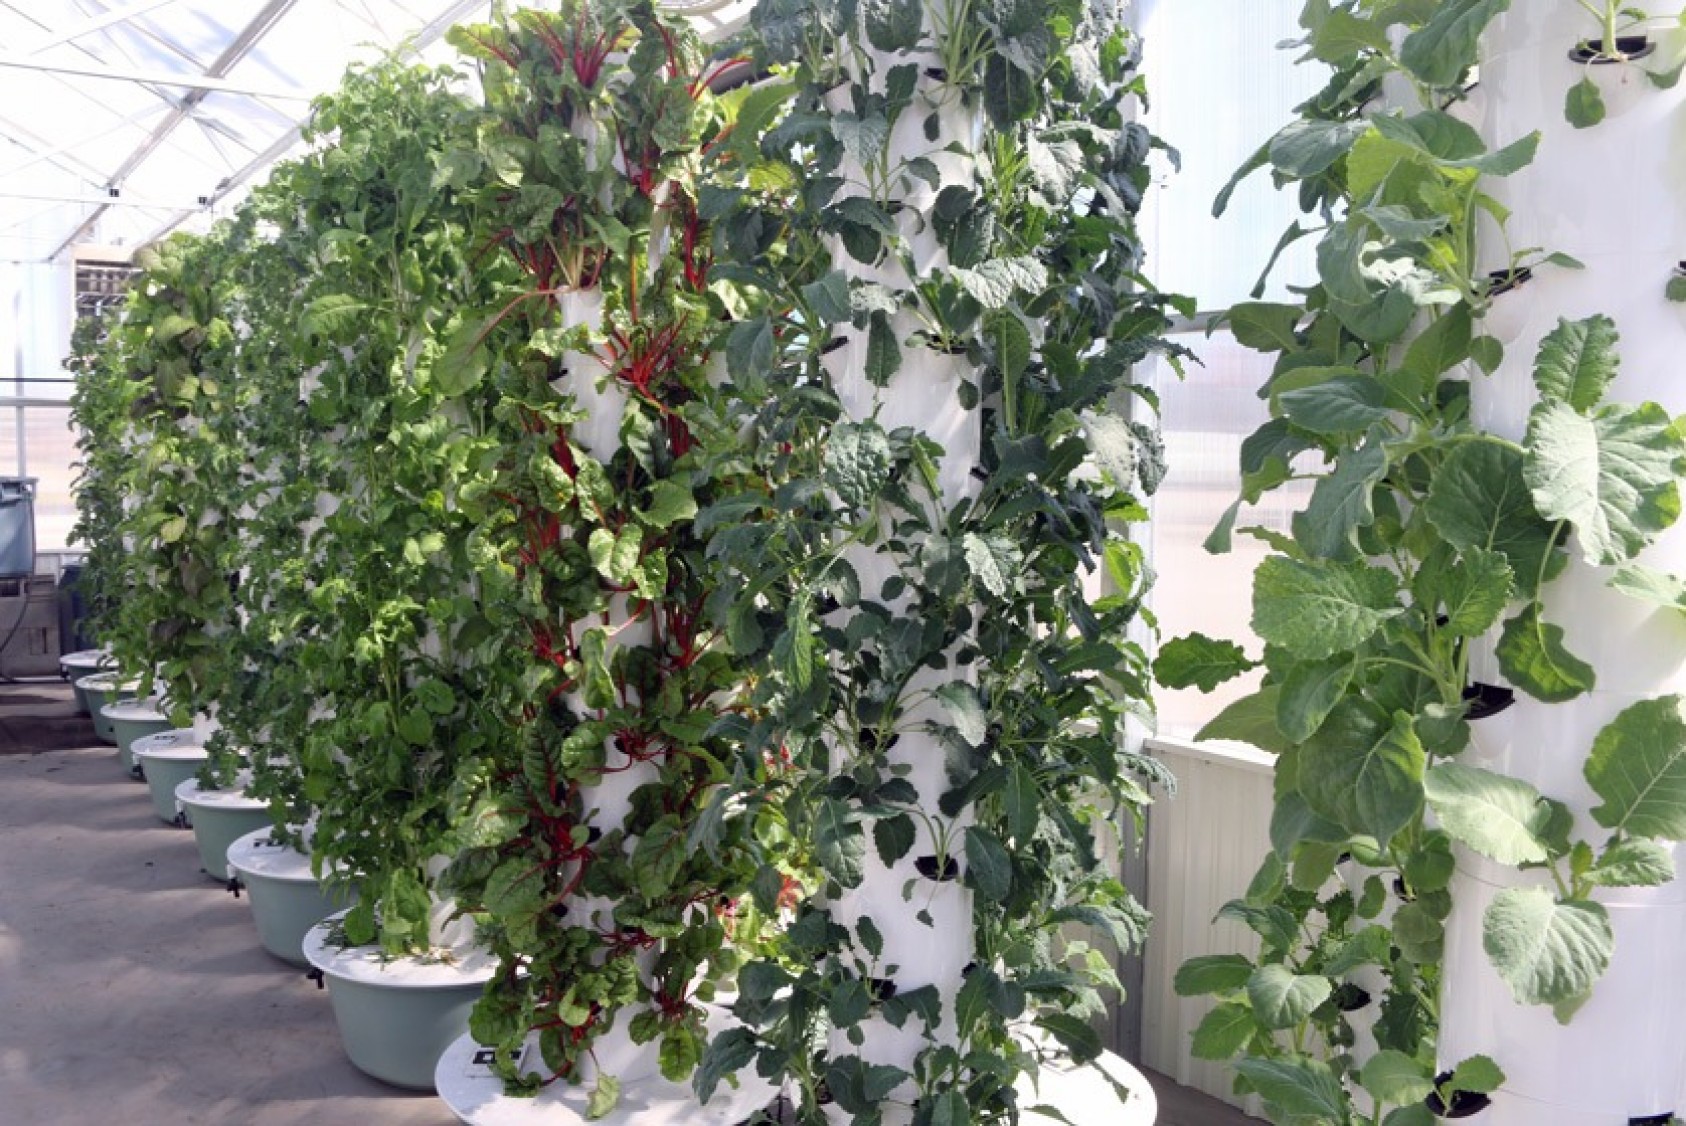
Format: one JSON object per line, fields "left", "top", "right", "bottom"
{"left": 1445, "top": 6, "right": 1686, "bottom": 1122}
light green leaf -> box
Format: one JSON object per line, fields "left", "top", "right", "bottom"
{"left": 1399, "top": 0, "right": 1510, "bottom": 88}
{"left": 1276, "top": 655, "right": 1356, "bottom": 743}
{"left": 1227, "top": 302, "right": 1301, "bottom": 353}
{"left": 641, "top": 479, "right": 696, "bottom": 528}
{"left": 1361, "top": 1050, "right": 1434, "bottom": 1106}
{"left": 1483, "top": 888, "right": 1612, "bottom": 1011}
{"left": 962, "top": 532, "right": 1022, "bottom": 598}
{"left": 1425, "top": 546, "right": 1513, "bottom": 637}
{"left": 950, "top": 256, "right": 1048, "bottom": 309}
{"left": 1424, "top": 762, "right": 1552, "bottom": 866}
{"left": 1231, "top": 1057, "right": 1347, "bottom": 1121}
{"left": 1588, "top": 837, "right": 1676, "bottom": 888}
{"left": 935, "top": 682, "right": 987, "bottom": 747}
{"left": 436, "top": 315, "right": 491, "bottom": 397}
{"left": 1300, "top": 703, "right": 1424, "bottom": 846}
{"left": 1295, "top": 437, "right": 1389, "bottom": 559}
{"left": 1268, "top": 118, "right": 1371, "bottom": 177}
{"left": 586, "top": 1074, "right": 621, "bottom": 1119}
{"left": 1585, "top": 695, "right": 1686, "bottom": 839}
{"left": 1196, "top": 687, "right": 1290, "bottom": 754}
{"left": 1247, "top": 965, "right": 1333, "bottom": 1031}
{"left": 1533, "top": 315, "right": 1619, "bottom": 412}
{"left": 1524, "top": 399, "right": 1684, "bottom": 567}
{"left": 1252, "top": 555, "right": 1401, "bottom": 660}
{"left": 1449, "top": 1054, "right": 1504, "bottom": 1095}
{"left": 1174, "top": 954, "right": 1256, "bottom": 997}
{"left": 1190, "top": 1002, "right": 1255, "bottom": 1060}
{"left": 800, "top": 271, "right": 854, "bottom": 325}
{"left": 1082, "top": 411, "right": 1137, "bottom": 488}
{"left": 1496, "top": 604, "right": 1595, "bottom": 703}
{"left": 1610, "top": 563, "right": 1686, "bottom": 610}
{"left": 1565, "top": 74, "right": 1606, "bottom": 127}
{"left": 1153, "top": 633, "right": 1257, "bottom": 692}
{"left": 824, "top": 422, "right": 892, "bottom": 509}
{"left": 1279, "top": 376, "right": 1391, "bottom": 435}
{"left": 587, "top": 525, "right": 642, "bottom": 586}
{"left": 1424, "top": 438, "right": 1562, "bottom": 597}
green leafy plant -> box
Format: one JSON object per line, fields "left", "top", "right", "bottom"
{"left": 1563, "top": 3, "right": 1686, "bottom": 127}
{"left": 692, "top": 0, "right": 1186, "bottom": 1121}
{"left": 438, "top": 2, "right": 787, "bottom": 1112}
{"left": 1155, "top": 2, "right": 1686, "bottom": 1119}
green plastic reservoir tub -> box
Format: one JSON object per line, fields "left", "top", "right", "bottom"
{"left": 104, "top": 698, "right": 172, "bottom": 776}
{"left": 60, "top": 649, "right": 112, "bottom": 714}
{"left": 79, "top": 673, "right": 136, "bottom": 744}
{"left": 302, "top": 909, "right": 495, "bottom": 1090}
{"left": 173, "top": 779, "right": 272, "bottom": 882}
{"left": 226, "top": 829, "right": 356, "bottom": 967}
{"left": 131, "top": 731, "right": 206, "bottom": 824}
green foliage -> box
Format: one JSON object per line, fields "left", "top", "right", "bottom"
{"left": 1153, "top": 0, "right": 1686, "bottom": 1116}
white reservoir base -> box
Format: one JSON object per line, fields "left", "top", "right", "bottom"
{"left": 435, "top": 1027, "right": 777, "bottom": 1126}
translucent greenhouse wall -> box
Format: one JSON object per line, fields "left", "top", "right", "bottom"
{"left": 0, "top": 255, "right": 75, "bottom": 553}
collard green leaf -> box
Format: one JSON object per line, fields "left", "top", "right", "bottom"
{"left": 982, "top": 54, "right": 1037, "bottom": 129}
{"left": 1588, "top": 837, "right": 1676, "bottom": 888}
{"left": 1533, "top": 315, "right": 1619, "bottom": 412}
{"left": 1299, "top": 703, "right": 1424, "bottom": 846}
{"left": 861, "top": 0, "right": 922, "bottom": 52}
{"left": 1609, "top": 563, "right": 1686, "bottom": 610}
{"left": 1190, "top": 1002, "right": 1255, "bottom": 1060}
{"left": 1267, "top": 119, "right": 1371, "bottom": 177}
{"left": 1449, "top": 1055, "right": 1504, "bottom": 1095}
{"left": 1482, "top": 888, "right": 1612, "bottom": 1012}
{"left": 1252, "top": 555, "right": 1401, "bottom": 660}
{"left": 1422, "top": 545, "right": 1512, "bottom": 637}
{"left": 1227, "top": 303, "right": 1301, "bottom": 353}
{"left": 1398, "top": 0, "right": 1510, "bottom": 88}
{"left": 1424, "top": 763, "right": 1552, "bottom": 866}
{"left": 1231, "top": 1057, "right": 1347, "bottom": 1122}
{"left": 1174, "top": 954, "right": 1255, "bottom": 997}
{"left": 964, "top": 826, "right": 1012, "bottom": 901}
{"left": 1276, "top": 655, "right": 1356, "bottom": 743}
{"left": 935, "top": 682, "right": 987, "bottom": 747}
{"left": 1585, "top": 695, "right": 1686, "bottom": 839}
{"left": 1197, "top": 687, "right": 1290, "bottom": 754}
{"left": 1424, "top": 439, "right": 1562, "bottom": 597}
{"left": 1495, "top": 604, "right": 1595, "bottom": 703}
{"left": 950, "top": 256, "right": 1048, "bottom": 308}
{"left": 1360, "top": 1050, "right": 1434, "bottom": 1106}
{"left": 1524, "top": 399, "right": 1683, "bottom": 567}
{"left": 1278, "top": 376, "right": 1391, "bottom": 435}
{"left": 1400, "top": 304, "right": 1472, "bottom": 386}
{"left": 816, "top": 797, "right": 866, "bottom": 887}
{"left": 824, "top": 422, "right": 892, "bottom": 509}
{"left": 1247, "top": 965, "right": 1333, "bottom": 1031}
{"left": 1565, "top": 75, "right": 1606, "bottom": 128}
{"left": 1153, "top": 633, "right": 1257, "bottom": 692}
{"left": 1294, "top": 437, "right": 1389, "bottom": 559}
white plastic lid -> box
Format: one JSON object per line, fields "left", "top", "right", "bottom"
{"left": 60, "top": 649, "right": 111, "bottom": 670}
{"left": 102, "top": 697, "right": 169, "bottom": 723}
{"left": 226, "top": 827, "right": 320, "bottom": 883}
{"left": 131, "top": 730, "right": 208, "bottom": 763}
{"left": 174, "top": 778, "right": 267, "bottom": 812}
{"left": 301, "top": 908, "right": 497, "bottom": 988}
{"left": 77, "top": 672, "right": 137, "bottom": 693}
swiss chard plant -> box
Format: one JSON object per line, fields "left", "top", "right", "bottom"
{"left": 438, "top": 2, "right": 784, "bottom": 1113}
{"left": 1154, "top": 1, "right": 1686, "bottom": 1119}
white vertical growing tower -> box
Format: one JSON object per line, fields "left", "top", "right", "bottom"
{"left": 1446, "top": 4, "right": 1686, "bottom": 1122}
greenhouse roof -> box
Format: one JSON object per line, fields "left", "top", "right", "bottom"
{"left": 0, "top": 0, "right": 750, "bottom": 266}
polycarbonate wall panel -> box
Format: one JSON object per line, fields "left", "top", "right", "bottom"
{"left": 1137, "top": 0, "right": 1328, "bottom": 310}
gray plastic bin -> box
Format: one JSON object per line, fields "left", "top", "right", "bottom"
{"left": 0, "top": 478, "right": 37, "bottom": 579}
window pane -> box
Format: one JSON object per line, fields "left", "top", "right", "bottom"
{"left": 26, "top": 408, "right": 76, "bottom": 551}
{"left": 1137, "top": 0, "right": 1326, "bottom": 309}
{"left": 1146, "top": 333, "right": 1312, "bottom": 738}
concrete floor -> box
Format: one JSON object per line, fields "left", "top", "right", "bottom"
{"left": 0, "top": 682, "right": 1255, "bottom": 1125}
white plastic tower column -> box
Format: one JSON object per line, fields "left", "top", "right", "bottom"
{"left": 1443, "top": 5, "right": 1686, "bottom": 1122}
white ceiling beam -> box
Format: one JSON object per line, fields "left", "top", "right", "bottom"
{"left": 0, "top": 53, "right": 309, "bottom": 101}
{"left": 136, "top": 0, "right": 494, "bottom": 249}
{"left": 26, "top": 0, "right": 184, "bottom": 54}
{"left": 0, "top": 189, "right": 204, "bottom": 210}
{"left": 50, "top": 0, "right": 302, "bottom": 259}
